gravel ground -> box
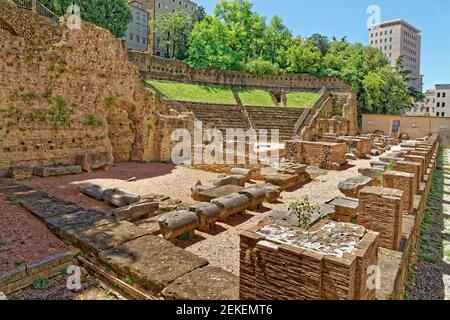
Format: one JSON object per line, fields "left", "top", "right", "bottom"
{"left": 21, "top": 162, "right": 220, "bottom": 212}
{"left": 407, "top": 148, "right": 450, "bottom": 300}
{"left": 0, "top": 195, "right": 69, "bottom": 273}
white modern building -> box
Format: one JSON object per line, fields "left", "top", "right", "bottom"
{"left": 368, "top": 19, "right": 423, "bottom": 92}
{"left": 407, "top": 84, "right": 450, "bottom": 117}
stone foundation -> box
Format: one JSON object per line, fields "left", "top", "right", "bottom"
{"left": 285, "top": 141, "right": 347, "bottom": 170}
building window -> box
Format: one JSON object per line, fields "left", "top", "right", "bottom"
{"left": 442, "top": 113, "right": 446, "bottom": 117}
{"left": 129, "top": 33, "right": 133, "bottom": 40}
{"left": 437, "top": 92, "right": 441, "bottom": 98}
{"left": 437, "top": 102, "right": 440, "bottom": 107}
{"left": 143, "top": 38, "right": 146, "bottom": 44}
{"left": 440, "top": 124, "right": 447, "bottom": 129}
{"left": 443, "top": 93, "right": 447, "bottom": 98}
{"left": 443, "top": 102, "right": 446, "bottom": 108}
{"left": 136, "top": 35, "right": 140, "bottom": 43}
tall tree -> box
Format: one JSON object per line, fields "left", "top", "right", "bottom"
{"left": 154, "top": 10, "right": 193, "bottom": 60}
{"left": 286, "top": 39, "right": 323, "bottom": 76}
{"left": 263, "top": 15, "right": 292, "bottom": 68}
{"left": 192, "top": 6, "right": 207, "bottom": 23}
{"left": 307, "top": 33, "right": 330, "bottom": 56}
{"left": 187, "top": 16, "right": 241, "bottom": 70}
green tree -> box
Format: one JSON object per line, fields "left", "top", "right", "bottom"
{"left": 192, "top": 5, "right": 207, "bottom": 23}
{"left": 307, "top": 33, "right": 330, "bottom": 56}
{"left": 244, "top": 57, "right": 281, "bottom": 76}
{"left": 263, "top": 16, "right": 292, "bottom": 67}
{"left": 187, "top": 16, "right": 241, "bottom": 70}
{"left": 364, "top": 65, "right": 411, "bottom": 114}
{"left": 286, "top": 39, "right": 323, "bottom": 76}
{"left": 154, "top": 10, "right": 193, "bottom": 59}
{"left": 395, "top": 56, "right": 425, "bottom": 103}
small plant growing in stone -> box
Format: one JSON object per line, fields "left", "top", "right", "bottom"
{"left": 51, "top": 96, "right": 71, "bottom": 127}
{"left": 288, "top": 196, "right": 317, "bottom": 229}
{"left": 105, "top": 94, "right": 117, "bottom": 108}
{"left": 387, "top": 160, "right": 395, "bottom": 171}
{"left": 32, "top": 278, "right": 49, "bottom": 290}
{"left": 84, "top": 114, "right": 104, "bottom": 128}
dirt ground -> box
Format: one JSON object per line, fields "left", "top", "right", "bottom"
{"left": 18, "top": 157, "right": 379, "bottom": 276}
{"left": 0, "top": 195, "right": 69, "bottom": 273}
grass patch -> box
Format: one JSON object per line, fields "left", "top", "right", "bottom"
{"left": 146, "top": 80, "right": 236, "bottom": 105}
{"left": 286, "top": 92, "right": 320, "bottom": 108}
{"left": 84, "top": 114, "right": 104, "bottom": 128}
{"left": 237, "top": 89, "right": 276, "bottom": 107}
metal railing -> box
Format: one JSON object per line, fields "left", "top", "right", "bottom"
{"left": 8, "top": 0, "right": 60, "bottom": 23}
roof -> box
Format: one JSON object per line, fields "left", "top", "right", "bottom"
{"left": 369, "top": 19, "right": 421, "bottom": 33}
{"left": 436, "top": 84, "right": 450, "bottom": 90}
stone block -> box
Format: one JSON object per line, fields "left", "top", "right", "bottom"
{"left": 264, "top": 173, "right": 298, "bottom": 190}
{"left": 158, "top": 210, "right": 199, "bottom": 242}
{"left": 33, "top": 165, "right": 82, "bottom": 177}
{"left": 258, "top": 183, "right": 281, "bottom": 203}
{"left": 76, "top": 152, "right": 113, "bottom": 172}
{"left": 162, "top": 266, "right": 239, "bottom": 300}
{"left": 214, "top": 175, "right": 246, "bottom": 187}
{"left": 111, "top": 201, "right": 159, "bottom": 221}
{"left": 8, "top": 165, "right": 33, "bottom": 180}
{"left": 78, "top": 184, "right": 105, "bottom": 200}
{"left": 211, "top": 193, "right": 249, "bottom": 221}
{"left": 383, "top": 170, "right": 415, "bottom": 215}
{"left": 230, "top": 168, "right": 253, "bottom": 181}
{"left": 98, "top": 235, "right": 208, "bottom": 292}
{"left": 189, "top": 202, "right": 223, "bottom": 231}
{"left": 338, "top": 176, "right": 373, "bottom": 199}
{"left": 327, "top": 197, "right": 359, "bottom": 223}
{"left": 239, "top": 187, "right": 266, "bottom": 210}
{"left": 102, "top": 188, "right": 140, "bottom": 207}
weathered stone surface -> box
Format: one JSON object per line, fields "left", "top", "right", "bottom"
{"left": 134, "top": 216, "right": 163, "bottom": 235}
{"left": 327, "top": 197, "right": 359, "bottom": 223}
{"left": 338, "top": 176, "right": 373, "bottom": 198}
{"left": 45, "top": 210, "right": 115, "bottom": 240}
{"left": 72, "top": 221, "right": 151, "bottom": 254}
{"left": 33, "top": 165, "right": 82, "bottom": 177}
{"left": 230, "top": 168, "right": 253, "bottom": 181}
{"left": 211, "top": 193, "right": 249, "bottom": 221}
{"left": 102, "top": 188, "right": 140, "bottom": 207}
{"left": 111, "top": 201, "right": 159, "bottom": 221}
{"left": 8, "top": 165, "right": 33, "bottom": 180}
{"left": 76, "top": 152, "right": 114, "bottom": 172}
{"left": 213, "top": 175, "right": 246, "bottom": 187}
{"left": 98, "top": 235, "right": 208, "bottom": 292}
{"left": 346, "top": 153, "right": 357, "bottom": 161}
{"left": 195, "top": 185, "right": 244, "bottom": 203}
{"left": 260, "top": 205, "right": 335, "bottom": 228}
{"left": 78, "top": 184, "right": 105, "bottom": 200}
{"left": 159, "top": 210, "right": 199, "bottom": 241}
{"left": 162, "top": 266, "right": 239, "bottom": 300}
{"left": 17, "top": 192, "right": 80, "bottom": 220}
{"left": 264, "top": 173, "right": 298, "bottom": 190}
{"left": 189, "top": 203, "right": 222, "bottom": 231}
{"left": 258, "top": 183, "right": 281, "bottom": 203}
{"left": 239, "top": 187, "right": 266, "bottom": 210}
{"left": 191, "top": 182, "right": 215, "bottom": 197}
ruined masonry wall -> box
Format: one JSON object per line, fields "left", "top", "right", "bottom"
{"left": 0, "top": 3, "right": 170, "bottom": 174}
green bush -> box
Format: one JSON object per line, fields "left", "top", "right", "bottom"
{"left": 51, "top": 96, "right": 71, "bottom": 127}
{"left": 84, "top": 114, "right": 104, "bottom": 128}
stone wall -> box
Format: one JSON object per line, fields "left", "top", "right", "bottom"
{"left": 129, "top": 52, "right": 352, "bottom": 91}
{"left": 285, "top": 141, "right": 348, "bottom": 170}
{"left": 0, "top": 3, "right": 188, "bottom": 174}
{"left": 300, "top": 92, "right": 358, "bottom": 141}
{"left": 358, "top": 187, "right": 404, "bottom": 251}
{"left": 239, "top": 221, "right": 379, "bottom": 300}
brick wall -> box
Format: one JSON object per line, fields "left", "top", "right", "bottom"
{"left": 285, "top": 141, "right": 347, "bottom": 170}
{"left": 383, "top": 171, "right": 415, "bottom": 215}
{"left": 358, "top": 187, "right": 404, "bottom": 250}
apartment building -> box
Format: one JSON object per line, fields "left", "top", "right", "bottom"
{"left": 368, "top": 19, "right": 423, "bottom": 91}
{"left": 142, "top": 0, "right": 198, "bottom": 57}
{"left": 407, "top": 85, "right": 450, "bottom": 117}
{"left": 123, "top": 0, "right": 149, "bottom": 52}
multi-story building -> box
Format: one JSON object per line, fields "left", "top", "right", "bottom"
{"left": 142, "top": 0, "right": 198, "bottom": 57}
{"left": 123, "top": 0, "right": 149, "bottom": 52}
{"left": 368, "top": 19, "right": 423, "bottom": 92}
{"left": 407, "top": 85, "right": 450, "bottom": 117}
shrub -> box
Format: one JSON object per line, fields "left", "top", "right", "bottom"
{"left": 288, "top": 196, "right": 318, "bottom": 229}
{"left": 105, "top": 94, "right": 117, "bottom": 108}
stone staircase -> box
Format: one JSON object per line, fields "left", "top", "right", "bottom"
{"left": 174, "top": 102, "right": 251, "bottom": 133}
{"left": 244, "top": 106, "right": 307, "bottom": 141}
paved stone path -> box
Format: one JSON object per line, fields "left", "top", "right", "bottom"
{"left": 0, "top": 179, "right": 238, "bottom": 300}
{"left": 443, "top": 148, "right": 450, "bottom": 300}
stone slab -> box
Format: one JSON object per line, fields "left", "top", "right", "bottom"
{"left": 111, "top": 201, "right": 159, "bottom": 221}
{"left": 102, "top": 188, "right": 140, "bottom": 207}
{"left": 78, "top": 184, "right": 105, "bottom": 200}
{"left": 162, "top": 266, "right": 239, "bottom": 300}
{"left": 196, "top": 185, "right": 244, "bottom": 202}
{"left": 72, "top": 221, "right": 151, "bottom": 254}
{"left": 17, "top": 192, "right": 81, "bottom": 220}
{"left": 98, "top": 235, "right": 208, "bottom": 292}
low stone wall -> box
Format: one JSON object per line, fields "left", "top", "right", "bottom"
{"left": 285, "top": 141, "right": 348, "bottom": 170}
{"left": 358, "top": 187, "right": 404, "bottom": 251}
{"left": 129, "top": 53, "right": 351, "bottom": 91}
{"left": 239, "top": 220, "right": 379, "bottom": 300}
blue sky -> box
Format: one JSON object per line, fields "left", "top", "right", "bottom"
{"left": 195, "top": 0, "right": 450, "bottom": 91}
